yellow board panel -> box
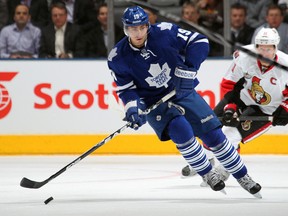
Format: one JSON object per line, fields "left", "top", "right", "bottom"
{"left": 0, "top": 134, "right": 287, "bottom": 155}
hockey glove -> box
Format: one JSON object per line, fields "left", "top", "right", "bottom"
{"left": 272, "top": 101, "right": 288, "bottom": 126}
{"left": 174, "top": 66, "right": 197, "bottom": 99}
{"left": 224, "top": 77, "right": 245, "bottom": 103}
{"left": 222, "top": 103, "right": 240, "bottom": 127}
{"left": 125, "top": 99, "right": 147, "bottom": 130}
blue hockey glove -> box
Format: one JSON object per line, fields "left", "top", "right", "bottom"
{"left": 272, "top": 101, "right": 288, "bottom": 126}
{"left": 174, "top": 66, "right": 197, "bottom": 98}
{"left": 124, "top": 99, "right": 147, "bottom": 130}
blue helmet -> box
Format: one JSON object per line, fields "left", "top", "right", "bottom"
{"left": 122, "top": 6, "right": 149, "bottom": 27}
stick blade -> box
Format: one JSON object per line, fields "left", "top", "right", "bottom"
{"left": 20, "top": 177, "right": 46, "bottom": 189}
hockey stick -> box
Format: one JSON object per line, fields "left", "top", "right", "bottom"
{"left": 219, "top": 116, "right": 273, "bottom": 122}
{"left": 20, "top": 90, "right": 176, "bottom": 189}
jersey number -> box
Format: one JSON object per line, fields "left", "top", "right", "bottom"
{"left": 177, "top": 28, "right": 191, "bottom": 41}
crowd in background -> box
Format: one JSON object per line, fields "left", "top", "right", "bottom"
{"left": 180, "top": 0, "right": 288, "bottom": 56}
{"left": 0, "top": 0, "right": 287, "bottom": 59}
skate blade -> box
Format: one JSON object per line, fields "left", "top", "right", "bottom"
{"left": 200, "top": 182, "right": 227, "bottom": 194}
{"left": 200, "top": 181, "right": 208, "bottom": 187}
{"left": 181, "top": 173, "right": 197, "bottom": 179}
{"left": 252, "top": 192, "right": 262, "bottom": 199}
{"left": 220, "top": 189, "right": 227, "bottom": 195}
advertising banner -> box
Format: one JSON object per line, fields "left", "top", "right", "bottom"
{"left": 0, "top": 59, "right": 287, "bottom": 135}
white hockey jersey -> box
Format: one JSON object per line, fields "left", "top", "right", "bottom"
{"left": 222, "top": 44, "right": 288, "bottom": 115}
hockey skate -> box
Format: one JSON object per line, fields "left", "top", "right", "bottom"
{"left": 202, "top": 168, "right": 226, "bottom": 193}
{"left": 215, "top": 164, "right": 230, "bottom": 182}
{"left": 181, "top": 158, "right": 215, "bottom": 178}
{"left": 200, "top": 164, "right": 230, "bottom": 187}
{"left": 237, "top": 174, "right": 262, "bottom": 198}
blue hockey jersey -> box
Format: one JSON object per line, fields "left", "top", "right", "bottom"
{"left": 107, "top": 22, "right": 209, "bottom": 107}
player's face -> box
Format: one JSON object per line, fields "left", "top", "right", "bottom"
{"left": 127, "top": 24, "right": 148, "bottom": 48}
{"left": 257, "top": 45, "right": 276, "bottom": 65}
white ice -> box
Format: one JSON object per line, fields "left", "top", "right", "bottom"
{"left": 1, "top": 155, "right": 288, "bottom": 216}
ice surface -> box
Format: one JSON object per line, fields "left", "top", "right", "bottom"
{"left": 1, "top": 155, "right": 288, "bottom": 216}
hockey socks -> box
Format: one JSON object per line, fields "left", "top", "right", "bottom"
{"left": 176, "top": 137, "right": 212, "bottom": 176}
{"left": 168, "top": 116, "right": 212, "bottom": 176}
{"left": 201, "top": 128, "right": 247, "bottom": 179}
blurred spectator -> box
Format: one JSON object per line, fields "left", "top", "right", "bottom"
{"left": 185, "top": 0, "right": 223, "bottom": 56}
{"left": 212, "top": 3, "right": 255, "bottom": 56}
{"left": 93, "top": 0, "right": 105, "bottom": 9}
{"left": 0, "top": 0, "right": 8, "bottom": 32}
{"left": 83, "top": 2, "right": 124, "bottom": 58}
{"left": 39, "top": 2, "right": 84, "bottom": 58}
{"left": 278, "top": 0, "right": 288, "bottom": 23}
{"left": 252, "top": 4, "right": 288, "bottom": 54}
{"left": 196, "top": 0, "right": 224, "bottom": 31}
{"left": 229, "top": 3, "right": 255, "bottom": 51}
{"left": 144, "top": 7, "right": 158, "bottom": 24}
{"left": 47, "top": 0, "right": 52, "bottom": 7}
{"left": 181, "top": 1, "right": 201, "bottom": 25}
{"left": 0, "top": 4, "right": 41, "bottom": 58}
{"left": 7, "top": 0, "right": 50, "bottom": 29}
{"left": 231, "top": 0, "right": 273, "bottom": 29}
{"left": 51, "top": 0, "right": 97, "bottom": 33}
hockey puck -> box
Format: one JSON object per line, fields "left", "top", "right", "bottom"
{"left": 44, "top": 196, "right": 54, "bottom": 205}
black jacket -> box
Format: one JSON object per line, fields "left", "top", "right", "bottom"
{"left": 39, "top": 22, "right": 85, "bottom": 58}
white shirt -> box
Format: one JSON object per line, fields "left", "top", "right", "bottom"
{"left": 55, "top": 23, "right": 66, "bottom": 58}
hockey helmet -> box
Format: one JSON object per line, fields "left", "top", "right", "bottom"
{"left": 122, "top": 6, "right": 149, "bottom": 27}
{"left": 255, "top": 27, "right": 280, "bottom": 48}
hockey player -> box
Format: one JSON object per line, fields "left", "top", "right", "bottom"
{"left": 107, "top": 5, "right": 261, "bottom": 197}
{"left": 182, "top": 27, "right": 288, "bottom": 182}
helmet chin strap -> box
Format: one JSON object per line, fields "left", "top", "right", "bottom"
{"left": 128, "top": 35, "right": 148, "bottom": 49}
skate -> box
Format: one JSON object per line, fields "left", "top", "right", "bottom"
{"left": 237, "top": 174, "right": 262, "bottom": 198}
{"left": 181, "top": 158, "right": 215, "bottom": 178}
{"left": 181, "top": 165, "right": 197, "bottom": 177}
{"left": 215, "top": 164, "right": 230, "bottom": 182}
{"left": 200, "top": 164, "right": 230, "bottom": 187}
{"left": 202, "top": 168, "right": 226, "bottom": 193}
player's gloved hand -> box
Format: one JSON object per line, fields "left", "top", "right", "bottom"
{"left": 174, "top": 66, "right": 197, "bottom": 98}
{"left": 222, "top": 103, "right": 240, "bottom": 127}
{"left": 272, "top": 101, "right": 288, "bottom": 126}
{"left": 125, "top": 99, "right": 147, "bottom": 130}
{"left": 224, "top": 77, "right": 245, "bottom": 103}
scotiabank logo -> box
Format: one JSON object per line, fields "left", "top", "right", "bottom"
{"left": 0, "top": 72, "right": 18, "bottom": 119}
{"left": 34, "top": 82, "right": 119, "bottom": 109}
{"left": 33, "top": 82, "right": 218, "bottom": 110}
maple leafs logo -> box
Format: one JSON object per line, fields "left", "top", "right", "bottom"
{"left": 145, "top": 63, "right": 171, "bottom": 88}
{"left": 108, "top": 47, "right": 117, "bottom": 61}
{"left": 157, "top": 22, "right": 173, "bottom": 31}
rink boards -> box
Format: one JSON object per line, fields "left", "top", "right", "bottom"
{"left": 0, "top": 134, "right": 287, "bottom": 155}
{"left": 0, "top": 60, "right": 287, "bottom": 155}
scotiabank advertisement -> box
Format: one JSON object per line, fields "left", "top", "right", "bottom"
{"left": 0, "top": 60, "right": 286, "bottom": 135}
